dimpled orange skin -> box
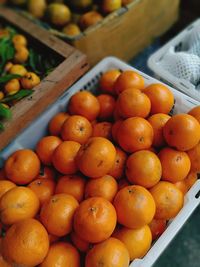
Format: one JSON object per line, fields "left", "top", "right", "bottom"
{"left": 158, "top": 147, "right": 191, "bottom": 182}
{"left": 116, "top": 88, "right": 151, "bottom": 119}
{"left": 113, "top": 225, "right": 152, "bottom": 261}
{"left": 52, "top": 141, "right": 81, "bottom": 174}
{"left": 163, "top": 114, "right": 200, "bottom": 151}
{"left": 76, "top": 137, "right": 116, "bottom": 178}
{"left": 39, "top": 242, "right": 80, "bottom": 267}
{"left": 5, "top": 149, "right": 40, "bottom": 185}
{"left": 114, "top": 70, "right": 145, "bottom": 95}
{"left": 187, "top": 142, "right": 200, "bottom": 172}
{"left": 85, "top": 237, "right": 130, "bottom": 267}
{"left": 126, "top": 150, "right": 162, "bottom": 188}
{"left": 117, "top": 117, "right": 154, "bottom": 153}
{"left": 97, "top": 94, "right": 116, "bottom": 120}
{"left": 48, "top": 112, "right": 70, "bottom": 136}
{"left": 0, "top": 186, "right": 40, "bottom": 225}
{"left": 92, "top": 121, "right": 112, "bottom": 140}
{"left": 113, "top": 185, "right": 156, "bottom": 229}
{"left": 99, "top": 69, "right": 121, "bottom": 95}
{"left": 73, "top": 197, "right": 117, "bottom": 243}
{"left": 150, "top": 181, "right": 184, "bottom": 220}
{"left": 40, "top": 193, "right": 79, "bottom": 237}
{"left": 2, "top": 218, "right": 49, "bottom": 267}
{"left": 68, "top": 91, "right": 100, "bottom": 121}
{"left": 61, "top": 115, "right": 92, "bottom": 144}
{"left": 108, "top": 147, "right": 127, "bottom": 180}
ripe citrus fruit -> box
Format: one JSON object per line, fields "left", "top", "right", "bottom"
{"left": 150, "top": 181, "right": 184, "bottom": 220}
{"left": 163, "top": 114, "right": 200, "bottom": 151}
{"left": 40, "top": 193, "right": 79, "bottom": 237}
{"left": 126, "top": 150, "right": 162, "bottom": 188}
{"left": 48, "top": 112, "right": 70, "bottom": 136}
{"left": 0, "top": 180, "right": 16, "bottom": 199}
{"left": 99, "top": 69, "right": 121, "bottom": 95}
{"left": 2, "top": 218, "right": 49, "bottom": 267}
{"left": 73, "top": 197, "right": 117, "bottom": 243}
{"left": 149, "top": 219, "right": 167, "bottom": 240}
{"left": 188, "top": 105, "right": 200, "bottom": 123}
{"left": 70, "top": 231, "right": 90, "bottom": 252}
{"left": 113, "top": 185, "right": 156, "bottom": 228}
{"left": 5, "top": 149, "right": 40, "bottom": 185}
{"left": 108, "top": 146, "right": 127, "bottom": 180}
{"left": 92, "top": 121, "right": 112, "bottom": 140}
{"left": 187, "top": 142, "right": 200, "bottom": 172}
{"left": 97, "top": 94, "right": 116, "bottom": 120}
{"left": 76, "top": 137, "right": 116, "bottom": 178}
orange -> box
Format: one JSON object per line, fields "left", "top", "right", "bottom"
{"left": 85, "top": 175, "right": 118, "bottom": 202}
{"left": 163, "top": 114, "right": 200, "bottom": 151}
{"left": 40, "top": 193, "right": 79, "bottom": 237}
{"left": 185, "top": 171, "right": 198, "bottom": 190}
{"left": 149, "top": 219, "right": 167, "bottom": 240}
{"left": 159, "top": 147, "right": 191, "bottom": 182}
{"left": 117, "top": 117, "right": 153, "bottom": 153}
{"left": 143, "top": 83, "right": 174, "bottom": 114}
{"left": 28, "top": 178, "right": 56, "bottom": 206}
{"left": 21, "top": 72, "right": 40, "bottom": 89}
{"left": 92, "top": 121, "right": 112, "bottom": 140}
{"left": 2, "top": 218, "right": 49, "bottom": 267}
{"left": 0, "top": 186, "right": 40, "bottom": 225}
{"left": 55, "top": 174, "right": 86, "bottom": 202}
{"left": 37, "top": 166, "right": 56, "bottom": 180}
{"left": 113, "top": 106, "right": 123, "bottom": 121}
{"left": 116, "top": 88, "right": 151, "bottom": 118}
{"left": 111, "top": 120, "right": 123, "bottom": 143}
{"left": 174, "top": 180, "right": 189, "bottom": 195}
{"left": 79, "top": 11, "right": 103, "bottom": 30}
{"left": 61, "top": 115, "right": 92, "bottom": 144}
{"left": 97, "top": 94, "right": 116, "bottom": 120}
{"left": 48, "top": 112, "right": 70, "bottom": 136}
{"left": 48, "top": 234, "right": 59, "bottom": 244}
{"left": 118, "top": 178, "right": 130, "bottom": 190}
{"left": 187, "top": 142, "right": 200, "bottom": 172}
{"left": 0, "top": 180, "right": 16, "bottom": 199}
{"left": 85, "top": 237, "right": 130, "bottom": 267}
{"left": 99, "top": 69, "right": 121, "bottom": 95}
{"left": 108, "top": 146, "right": 127, "bottom": 180}
{"left": 76, "top": 137, "right": 116, "bottom": 178}
{"left": 0, "top": 168, "right": 6, "bottom": 180}
{"left": 36, "top": 136, "right": 62, "bottom": 166}
{"left": 113, "top": 225, "right": 152, "bottom": 260}
{"left": 73, "top": 197, "right": 117, "bottom": 243}
{"left": 12, "top": 34, "right": 27, "bottom": 47}
{"left": 102, "top": 0, "right": 122, "bottom": 13}
{"left": 114, "top": 70, "right": 145, "bottom": 94}
{"left": 68, "top": 91, "right": 100, "bottom": 121}
{"left": 150, "top": 181, "right": 184, "bottom": 220}
{"left": 188, "top": 105, "right": 200, "bottom": 123}
{"left": 126, "top": 150, "right": 162, "bottom": 188}
{"left": 52, "top": 141, "right": 81, "bottom": 174}
{"left": 39, "top": 242, "right": 80, "bottom": 267}
{"left": 70, "top": 231, "right": 90, "bottom": 252}
{"left": 113, "top": 185, "right": 155, "bottom": 228}
{"left": 5, "top": 149, "right": 40, "bottom": 185}
{"left": 148, "top": 113, "right": 171, "bottom": 147}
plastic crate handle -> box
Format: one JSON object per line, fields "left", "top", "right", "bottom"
{"left": 130, "top": 180, "right": 200, "bottom": 267}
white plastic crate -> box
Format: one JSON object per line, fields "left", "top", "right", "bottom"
{"left": 148, "top": 19, "right": 200, "bottom": 102}
{"left": 1, "top": 57, "right": 200, "bottom": 267}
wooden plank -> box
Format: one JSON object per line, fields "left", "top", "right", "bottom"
{"left": 0, "top": 7, "right": 89, "bottom": 150}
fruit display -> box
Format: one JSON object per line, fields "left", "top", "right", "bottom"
{"left": 5, "top": 0, "right": 134, "bottom": 37}
{"left": 0, "top": 25, "right": 60, "bottom": 131}
{"left": 0, "top": 65, "right": 199, "bottom": 266}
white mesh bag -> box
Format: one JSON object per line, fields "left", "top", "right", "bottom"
{"left": 160, "top": 48, "right": 200, "bottom": 86}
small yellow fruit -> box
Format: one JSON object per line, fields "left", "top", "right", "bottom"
{"left": 46, "top": 3, "right": 71, "bottom": 26}
{"left": 27, "top": 0, "right": 47, "bottom": 18}
{"left": 14, "top": 47, "right": 29, "bottom": 63}
{"left": 2, "top": 103, "right": 9, "bottom": 109}
{"left": 4, "top": 62, "right": 13, "bottom": 72}
{"left": 62, "top": 23, "right": 81, "bottom": 36}
{"left": 4, "top": 79, "right": 20, "bottom": 95}
{"left": 79, "top": 11, "right": 103, "bottom": 30}
{"left": 12, "top": 34, "right": 27, "bottom": 47}
{"left": 21, "top": 72, "right": 41, "bottom": 89}
{"left": 9, "top": 65, "right": 27, "bottom": 76}
{"left": 102, "top": 0, "right": 122, "bottom": 13}
{"left": 0, "top": 91, "right": 4, "bottom": 100}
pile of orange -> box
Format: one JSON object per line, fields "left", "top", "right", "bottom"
{"left": 0, "top": 68, "right": 200, "bottom": 267}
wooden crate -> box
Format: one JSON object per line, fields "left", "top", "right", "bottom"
{"left": 71, "top": 0, "right": 180, "bottom": 65}
{"left": 0, "top": 7, "right": 89, "bottom": 150}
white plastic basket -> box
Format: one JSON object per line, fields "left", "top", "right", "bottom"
{"left": 1, "top": 57, "right": 200, "bottom": 267}
{"left": 148, "top": 19, "right": 200, "bottom": 102}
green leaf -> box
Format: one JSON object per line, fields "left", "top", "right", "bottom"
{"left": 0, "top": 74, "right": 22, "bottom": 84}
{"left": 0, "top": 104, "right": 12, "bottom": 119}
{"left": 0, "top": 89, "right": 33, "bottom": 103}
